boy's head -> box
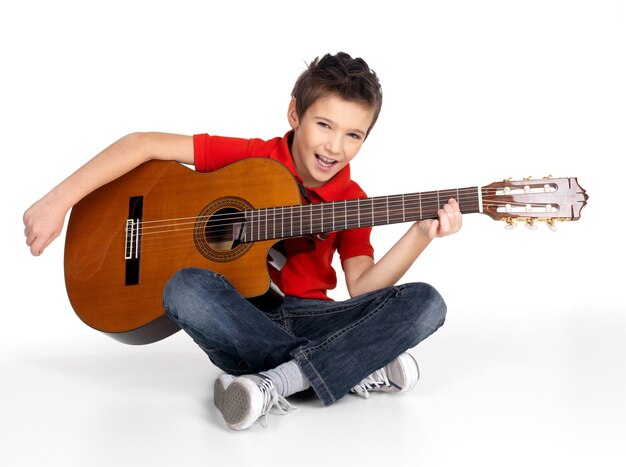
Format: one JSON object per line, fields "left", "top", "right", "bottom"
{"left": 291, "top": 52, "right": 382, "bottom": 138}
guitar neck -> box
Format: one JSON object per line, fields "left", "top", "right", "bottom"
{"left": 243, "top": 186, "right": 481, "bottom": 242}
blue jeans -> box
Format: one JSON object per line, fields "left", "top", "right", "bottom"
{"left": 163, "top": 268, "right": 446, "bottom": 406}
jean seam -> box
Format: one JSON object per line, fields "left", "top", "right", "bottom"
{"left": 295, "top": 349, "right": 335, "bottom": 405}
{"left": 266, "top": 307, "right": 299, "bottom": 338}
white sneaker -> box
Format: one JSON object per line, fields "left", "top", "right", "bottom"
{"left": 350, "top": 352, "right": 420, "bottom": 399}
{"left": 214, "top": 374, "right": 297, "bottom": 430}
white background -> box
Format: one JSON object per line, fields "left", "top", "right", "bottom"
{"left": 2, "top": 1, "right": 625, "bottom": 466}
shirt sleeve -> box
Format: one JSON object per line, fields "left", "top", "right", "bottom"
{"left": 193, "top": 134, "right": 282, "bottom": 173}
{"left": 337, "top": 227, "right": 374, "bottom": 263}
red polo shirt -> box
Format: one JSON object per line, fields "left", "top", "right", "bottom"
{"left": 193, "top": 131, "right": 374, "bottom": 300}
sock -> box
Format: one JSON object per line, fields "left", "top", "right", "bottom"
{"left": 260, "top": 360, "right": 310, "bottom": 397}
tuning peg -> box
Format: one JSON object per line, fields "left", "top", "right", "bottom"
{"left": 525, "top": 219, "right": 538, "bottom": 230}
{"left": 523, "top": 176, "right": 533, "bottom": 181}
{"left": 546, "top": 218, "right": 557, "bottom": 232}
{"left": 504, "top": 218, "right": 518, "bottom": 229}
{"left": 543, "top": 175, "right": 553, "bottom": 179}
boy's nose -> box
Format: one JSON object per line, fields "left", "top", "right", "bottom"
{"left": 324, "top": 135, "right": 342, "bottom": 156}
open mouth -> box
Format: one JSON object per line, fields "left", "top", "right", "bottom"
{"left": 315, "top": 154, "right": 337, "bottom": 168}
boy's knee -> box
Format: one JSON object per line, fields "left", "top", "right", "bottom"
{"left": 423, "top": 283, "right": 447, "bottom": 325}
{"left": 401, "top": 282, "right": 447, "bottom": 328}
{"left": 163, "top": 267, "right": 227, "bottom": 319}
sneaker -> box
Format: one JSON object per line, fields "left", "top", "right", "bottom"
{"left": 214, "top": 374, "right": 297, "bottom": 430}
{"left": 350, "top": 352, "right": 420, "bottom": 399}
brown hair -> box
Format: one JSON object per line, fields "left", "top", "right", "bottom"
{"left": 291, "top": 52, "right": 383, "bottom": 138}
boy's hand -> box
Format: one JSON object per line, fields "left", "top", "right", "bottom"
{"left": 415, "top": 198, "right": 462, "bottom": 239}
{"left": 23, "top": 194, "right": 69, "bottom": 256}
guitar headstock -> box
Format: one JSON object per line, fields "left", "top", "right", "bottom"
{"left": 481, "top": 176, "right": 588, "bottom": 228}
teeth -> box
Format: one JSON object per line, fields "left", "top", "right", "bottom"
{"left": 316, "top": 154, "right": 335, "bottom": 166}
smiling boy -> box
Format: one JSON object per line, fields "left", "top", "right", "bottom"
{"left": 24, "top": 52, "right": 461, "bottom": 430}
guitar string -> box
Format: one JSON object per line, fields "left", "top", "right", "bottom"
{"left": 135, "top": 197, "right": 545, "bottom": 238}
{"left": 139, "top": 183, "right": 553, "bottom": 228}
{"left": 134, "top": 195, "right": 483, "bottom": 253}
{"left": 128, "top": 182, "right": 559, "bottom": 230}
{"left": 134, "top": 203, "right": 557, "bottom": 256}
{"left": 134, "top": 200, "right": 546, "bottom": 253}
{"left": 136, "top": 192, "right": 482, "bottom": 237}
{"left": 133, "top": 188, "right": 525, "bottom": 234}
{"left": 134, "top": 187, "right": 485, "bottom": 228}
{"left": 135, "top": 198, "right": 542, "bottom": 242}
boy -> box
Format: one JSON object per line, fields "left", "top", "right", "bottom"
{"left": 23, "top": 52, "right": 462, "bottom": 430}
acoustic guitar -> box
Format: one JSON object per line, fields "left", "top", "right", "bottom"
{"left": 64, "top": 158, "right": 588, "bottom": 344}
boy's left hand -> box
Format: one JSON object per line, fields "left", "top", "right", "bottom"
{"left": 416, "top": 198, "right": 462, "bottom": 239}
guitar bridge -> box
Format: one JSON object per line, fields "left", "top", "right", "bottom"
{"left": 124, "top": 196, "right": 143, "bottom": 285}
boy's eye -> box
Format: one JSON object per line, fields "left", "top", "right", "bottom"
{"left": 348, "top": 133, "right": 362, "bottom": 140}
{"left": 317, "top": 121, "right": 331, "bottom": 129}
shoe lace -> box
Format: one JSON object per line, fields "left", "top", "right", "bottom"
{"left": 257, "top": 377, "right": 298, "bottom": 428}
{"left": 350, "top": 368, "right": 391, "bottom": 399}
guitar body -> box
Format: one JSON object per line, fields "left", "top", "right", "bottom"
{"left": 64, "top": 158, "right": 302, "bottom": 344}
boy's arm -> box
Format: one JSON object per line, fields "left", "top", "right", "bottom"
{"left": 24, "top": 132, "right": 193, "bottom": 256}
{"left": 343, "top": 199, "right": 462, "bottom": 297}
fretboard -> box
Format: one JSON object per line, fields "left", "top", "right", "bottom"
{"left": 242, "top": 186, "right": 481, "bottom": 242}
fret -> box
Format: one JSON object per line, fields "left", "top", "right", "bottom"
{"left": 385, "top": 196, "right": 389, "bottom": 224}
{"left": 246, "top": 211, "right": 254, "bottom": 241}
{"left": 371, "top": 197, "right": 377, "bottom": 225}
{"left": 256, "top": 208, "right": 261, "bottom": 241}
{"left": 266, "top": 208, "right": 276, "bottom": 238}
{"left": 312, "top": 205, "right": 315, "bottom": 232}
{"left": 359, "top": 198, "right": 372, "bottom": 228}
{"left": 323, "top": 203, "right": 333, "bottom": 233}
{"left": 280, "top": 207, "right": 284, "bottom": 237}
{"left": 281, "top": 206, "right": 288, "bottom": 238}
{"left": 284, "top": 206, "right": 291, "bottom": 238}
{"left": 350, "top": 200, "right": 359, "bottom": 228}
{"left": 419, "top": 192, "right": 422, "bottom": 219}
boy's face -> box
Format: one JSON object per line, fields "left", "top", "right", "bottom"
{"left": 288, "top": 94, "right": 375, "bottom": 188}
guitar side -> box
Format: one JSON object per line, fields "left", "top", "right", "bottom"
{"left": 64, "top": 159, "right": 302, "bottom": 344}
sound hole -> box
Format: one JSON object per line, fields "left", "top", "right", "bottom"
{"left": 205, "top": 207, "right": 241, "bottom": 251}
{"left": 194, "top": 197, "right": 253, "bottom": 262}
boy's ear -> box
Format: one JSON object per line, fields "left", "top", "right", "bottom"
{"left": 287, "top": 98, "right": 300, "bottom": 129}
